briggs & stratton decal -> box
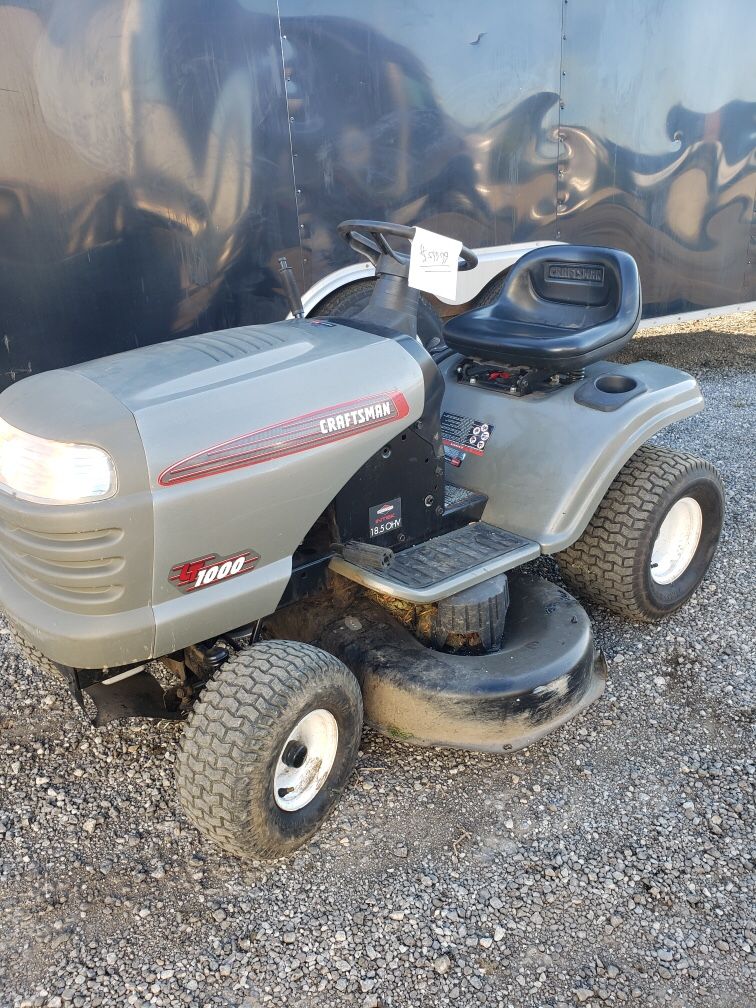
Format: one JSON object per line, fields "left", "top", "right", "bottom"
{"left": 441, "top": 412, "right": 493, "bottom": 468}
{"left": 158, "top": 391, "right": 410, "bottom": 486}
{"left": 368, "top": 497, "right": 402, "bottom": 538}
{"left": 169, "top": 549, "right": 259, "bottom": 593}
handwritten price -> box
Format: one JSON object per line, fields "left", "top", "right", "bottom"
{"left": 408, "top": 226, "right": 460, "bottom": 298}
{"left": 420, "top": 244, "right": 449, "bottom": 266}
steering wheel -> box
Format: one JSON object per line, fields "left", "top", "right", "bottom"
{"left": 337, "top": 220, "right": 478, "bottom": 272}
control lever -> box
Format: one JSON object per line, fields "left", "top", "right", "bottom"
{"left": 278, "top": 256, "right": 304, "bottom": 318}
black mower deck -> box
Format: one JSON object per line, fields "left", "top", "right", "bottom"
{"left": 320, "top": 575, "right": 606, "bottom": 753}
{"left": 330, "top": 521, "right": 539, "bottom": 602}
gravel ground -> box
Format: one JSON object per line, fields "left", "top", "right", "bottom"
{"left": 1, "top": 312, "right": 754, "bottom": 1008}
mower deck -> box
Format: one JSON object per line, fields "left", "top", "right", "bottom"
{"left": 320, "top": 574, "right": 606, "bottom": 753}
{"left": 330, "top": 522, "right": 539, "bottom": 602}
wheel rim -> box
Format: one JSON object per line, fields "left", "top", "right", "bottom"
{"left": 650, "top": 496, "right": 703, "bottom": 585}
{"left": 273, "top": 709, "right": 339, "bottom": 812}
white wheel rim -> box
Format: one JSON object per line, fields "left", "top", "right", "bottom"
{"left": 273, "top": 709, "right": 339, "bottom": 812}
{"left": 650, "top": 496, "right": 703, "bottom": 585}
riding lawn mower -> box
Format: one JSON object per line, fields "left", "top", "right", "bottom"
{"left": 0, "top": 221, "right": 723, "bottom": 858}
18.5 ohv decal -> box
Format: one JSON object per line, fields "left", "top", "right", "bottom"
{"left": 169, "top": 549, "right": 259, "bottom": 593}
{"left": 368, "top": 497, "right": 402, "bottom": 538}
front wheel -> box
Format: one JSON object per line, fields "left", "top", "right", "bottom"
{"left": 556, "top": 445, "right": 724, "bottom": 621}
{"left": 176, "top": 641, "right": 362, "bottom": 859}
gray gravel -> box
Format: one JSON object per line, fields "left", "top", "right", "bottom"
{"left": 1, "top": 312, "right": 754, "bottom": 1008}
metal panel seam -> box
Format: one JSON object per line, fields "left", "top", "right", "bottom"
{"left": 744, "top": 176, "right": 756, "bottom": 295}
{"left": 555, "top": 0, "right": 568, "bottom": 239}
{"left": 276, "top": 2, "right": 305, "bottom": 288}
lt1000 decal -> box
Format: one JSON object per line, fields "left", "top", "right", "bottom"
{"left": 158, "top": 391, "right": 410, "bottom": 486}
{"left": 169, "top": 549, "right": 259, "bottom": 593}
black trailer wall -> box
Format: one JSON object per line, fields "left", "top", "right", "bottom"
{"left": 0, "top": 0, "right": 753, "bottom": 387}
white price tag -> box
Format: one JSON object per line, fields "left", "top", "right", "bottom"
{"left": 408, "top": 226, "right": 462, "bottom": 301}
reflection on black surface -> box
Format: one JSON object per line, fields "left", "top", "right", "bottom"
{"left": 0, "top": 0, "right": 299, "bottom": 382}
{"left": 556, "top": 98, "right": 756, "bottom": 313}
{"left": 0, "top": 1, "right": 753, "bottom": 385}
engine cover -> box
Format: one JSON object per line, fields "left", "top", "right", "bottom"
{"left": 0, "top": 319, "right": 425, "bottom": 667}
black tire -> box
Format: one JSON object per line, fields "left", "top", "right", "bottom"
{"left": 5, "top": 621, "right": 61, "bottom": 678}
{"left": 315, "top": 279, "right": 444, "bottom": 350}
{"left": 473, "top": 271, "right": 507, "bottom": 308}
{"left": 556, "top": 444, "right": 724, "bottom": 621}
{"left": 175, "top": 641, "right": 362, "bottom": 859}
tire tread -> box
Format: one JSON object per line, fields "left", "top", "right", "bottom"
{"left": 176, "top": 641, "right": 361, "bottom": 859}
{"left": 557, "top": 444, "right": 722, "bottom": 621}
{"left": 5, "top": 622, "right": 61, "bottom": 678}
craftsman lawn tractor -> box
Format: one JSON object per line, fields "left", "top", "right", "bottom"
{"left": 0, "top": 221, "right": 723, "bottom": 859}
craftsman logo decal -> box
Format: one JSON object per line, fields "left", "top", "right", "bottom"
{"left": 368, "top": 497, "right": 402, "bottom": 538}
{"left": 158, "top": 391, "right": 410, "bottom": 486}
{"left": 546, "top": 262, "right": 604, "bottom": 284}
{"left": 441, "top": 412, "right": 493, "bottom": 468}
{"left": 319, "top": 400, "right": 394, "bottom": 435}
{"left": 169, "top": 549, "right": 259, "bottom": 593}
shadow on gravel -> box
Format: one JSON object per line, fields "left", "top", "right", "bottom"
{"left": 617, "top": 314, "right": 756, "bottom": 371}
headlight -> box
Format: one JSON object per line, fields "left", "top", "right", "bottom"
{"left": 0, "top": 417, "right": 116, "bottom": 504}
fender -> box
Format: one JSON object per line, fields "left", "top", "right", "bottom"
{"left": 439, "top": 356, "right": 704, "bottom": 553}
{"left": 300, "top": 241, "right": 563, "bottom": 316}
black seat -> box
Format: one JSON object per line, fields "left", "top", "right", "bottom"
{"left": 443, "top": 245, "right": 641, "bottom": 372}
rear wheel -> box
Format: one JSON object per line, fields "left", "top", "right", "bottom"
{"left": 176, "top": 641, "right": 362, "bottom": 859}
{"left": 557, "top": 445, "right": 724, "bottom": 621}
{"left": 315, "top": 279, "right": 444, "bottom": 351}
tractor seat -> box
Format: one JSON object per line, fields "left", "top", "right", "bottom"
{"left": 444, "top": 245, "right": 641, "bottom": 372}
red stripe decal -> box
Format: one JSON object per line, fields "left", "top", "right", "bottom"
{"left": 443, "top": 437, "right": 485, "bottom": 457}
{"left": 158, "top": 391, "right": 410, "bottom": 487}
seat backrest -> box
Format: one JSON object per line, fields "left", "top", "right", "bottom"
{"left": 503, "top": 244, "right": 640, "bottom": 331}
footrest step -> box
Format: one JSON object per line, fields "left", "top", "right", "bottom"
{"left": 330, "top": 522, "right": 539, "bottom": 603}
{"left": 443, "top": 483, "right": 487, "bottom": 520}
